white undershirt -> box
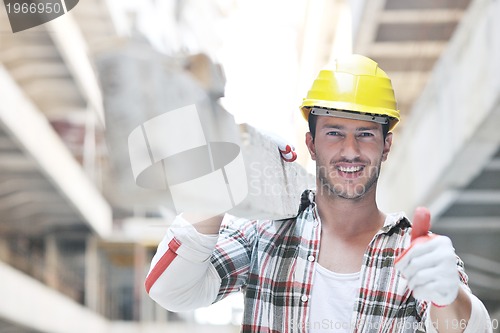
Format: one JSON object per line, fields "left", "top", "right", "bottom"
{"left": 309, "top": 263, "right": 360, "bottom": 332}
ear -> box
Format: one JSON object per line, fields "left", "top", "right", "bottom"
{"left": 382, "top": 132, "right": 393, "bottom": 162}
{"left": 305, "top": 132, "right": 316, "bottom": 161}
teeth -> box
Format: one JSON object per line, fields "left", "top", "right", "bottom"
{"left": 338, "top": 166, "right": 362, "bottom": 173}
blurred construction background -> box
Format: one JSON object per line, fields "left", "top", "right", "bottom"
{"left": 0, "top": 0, "right": 499, "bottom": 332}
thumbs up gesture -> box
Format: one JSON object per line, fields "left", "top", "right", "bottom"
{"left": 395, "top": 207, "right": 460, "bottom": 307}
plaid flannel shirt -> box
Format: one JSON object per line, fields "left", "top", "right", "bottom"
{"left": 209, "top": 190, "right": 469, "bottom": 332}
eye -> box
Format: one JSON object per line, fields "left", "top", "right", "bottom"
{"left": 326, "top": 131, "right": 343, "bottom": 136}
{"left": 358, "top": 132, "right": 374, "bottom": 137}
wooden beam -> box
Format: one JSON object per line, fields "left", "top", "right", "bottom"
{"left": 0, "top": 260, "right": 109, "bottom": 333}
{"left": 379, "top": 9, "right": 464, "bottom": 23}
{"left": 0, "top": 66, "right": 112, "bottom": 237}
{"left": 434, "top": 217, "right": 500, "bottom": 231}
{"left": 366, "top": 41, "right": 447, "bottom": 57}
{"left": 455, "top": 190, "right": 500, "bottom": 204}
{"left": 46, "top": 15, "right": 105, "bottom": 124}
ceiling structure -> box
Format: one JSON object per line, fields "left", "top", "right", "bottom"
{"left": 0, "top": 1, "right": 117, "bottom": 330}
{"left": 0, "top": 0, "right": 115, "bottom": 240}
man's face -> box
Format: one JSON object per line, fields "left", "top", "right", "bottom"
{"left": 305, "top": 115, "right": 392, "bottom": 200}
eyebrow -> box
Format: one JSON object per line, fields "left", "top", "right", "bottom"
{"left": 321, "top": 124, "right": 344, "bottom": 130}
{"left": 357, "top": 126, "right": 380, "bottom": 131}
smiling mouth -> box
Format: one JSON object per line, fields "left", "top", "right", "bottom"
{"left": 337, "top": 165, "right": 363, "bottom": 173}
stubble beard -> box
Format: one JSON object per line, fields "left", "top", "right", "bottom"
{"left": 316, "top": 158, "right": 382, "bottom": 201}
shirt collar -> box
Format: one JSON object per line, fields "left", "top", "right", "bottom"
{"left": 299, "top": 190, "right": 410, "bottom": 233}
{"left": 379, "top": 211, "right": 410, "bottom": 233}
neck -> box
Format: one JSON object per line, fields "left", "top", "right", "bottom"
{"left": 315, "top": 184, "right": 385, "bottom": 238}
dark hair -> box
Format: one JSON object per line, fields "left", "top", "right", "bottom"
{"left": 308, "top": 113, "right": 319, "bottom": 139}
{"left": 308, "top": 113, "right": 390, "bottom": 141}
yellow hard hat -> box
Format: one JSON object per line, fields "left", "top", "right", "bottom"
{"left": 300, "top": 54, "right": 400, "bottom": 131}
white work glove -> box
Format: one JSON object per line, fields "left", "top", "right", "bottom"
{"left": 278, "top": 143, "right": 297, "bottom": 162}
{"left": 395, "top": 207, "right": 460, "bottom": 307}
{"left": 263, "top": 130, "right": 297, "bottom": 162}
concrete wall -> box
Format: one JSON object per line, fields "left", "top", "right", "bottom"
{"left": 378, "top": 0, "right": 500, "bottom": 216}
{"left": 96, "top": 40, "right": 314, "bottom": 222}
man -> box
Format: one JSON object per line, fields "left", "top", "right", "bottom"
{"left": 145, "top": 54, "right": 491, "bottom": 332}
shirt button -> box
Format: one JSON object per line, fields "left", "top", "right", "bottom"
{"left": 307, "top": 255, "right": 315, "bottom": 262}
{"left": 301, "top": 295, "right": 308, "bottom": 302}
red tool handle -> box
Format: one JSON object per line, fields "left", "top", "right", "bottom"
{"left": 395, "top": 207, "right": 432, "bottom": 265}
{"left": 411, "top": 207, "right": 431, "bottom": 242}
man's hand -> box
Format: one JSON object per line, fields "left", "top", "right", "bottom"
{"left": 278, "top": 143, "right": 297, "bottom": 162}
{"left": 395, "top": 207, "right": 460, "bottom": 307}
{"left": 262, "top": 130, "right": 297, "bottom": 162}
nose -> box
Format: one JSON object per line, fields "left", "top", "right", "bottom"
{"left": 340, "top": 134, "right": 361, "bottom": 160}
